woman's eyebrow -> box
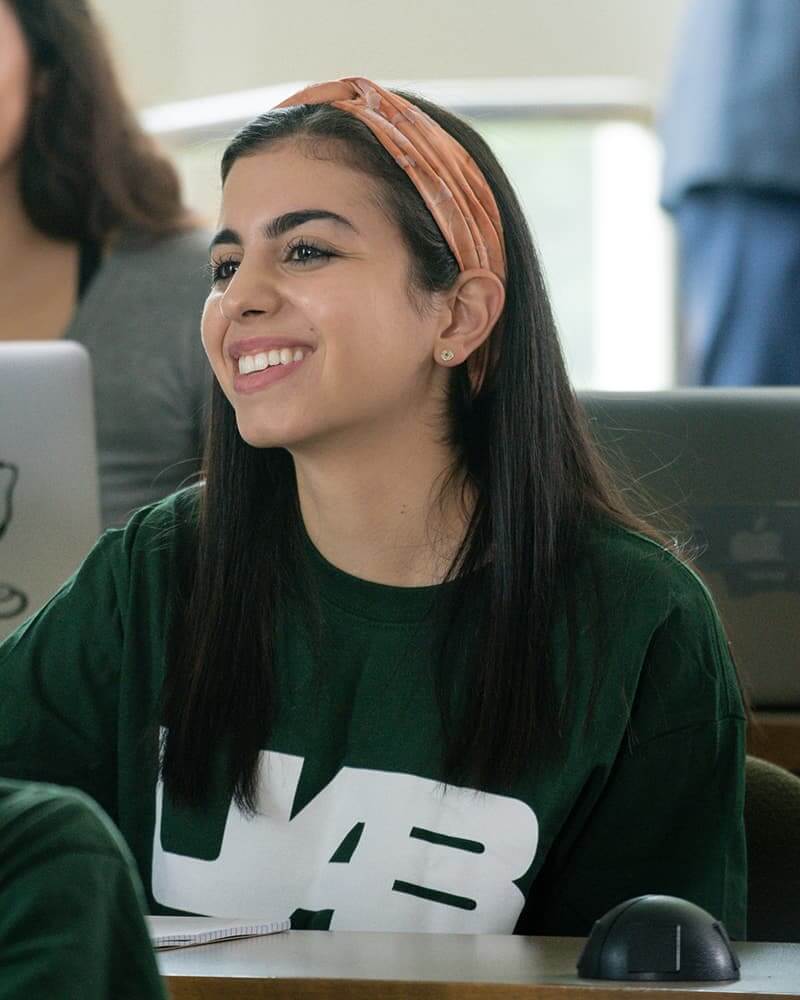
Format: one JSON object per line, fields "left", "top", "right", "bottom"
{"left": 263, "top": 209, "right": 360, "bottom": 240}
{"left": 209, "top": 228, "right": 239, "bottom": 252}
{"left": 209, "top": 210, "right": 359, "bottom": 253}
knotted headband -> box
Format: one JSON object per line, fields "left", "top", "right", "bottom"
{"left": 275, "top": 78, "right": 507, "bottom": 285}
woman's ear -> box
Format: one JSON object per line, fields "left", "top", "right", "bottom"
{"left": 434, "top": 269, "right": 505, "bottom": 368}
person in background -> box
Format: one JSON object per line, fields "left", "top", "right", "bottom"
{"left": 0, "top": 0, "right": 210, "bottom": 527}
{"left": 0, "top": 779, "right": 165, "bottom": 999}
{"left": 660, "top": 0, "right": 800, "bottom": 386}
{"left": 0, "top": 78, "right": 746, "bottom": 938}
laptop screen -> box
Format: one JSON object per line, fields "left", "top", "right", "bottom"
{"left": 580, "top": 389, "right": 800, "bottom": 709}
{"left": 0, "top": 342, "right": 101, "bottom": 642}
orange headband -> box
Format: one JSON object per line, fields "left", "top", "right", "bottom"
{"left": 275, "top": 77, "right": 506, "bottom": 284}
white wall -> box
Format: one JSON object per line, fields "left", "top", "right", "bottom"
{"left": 94, "top": 0, "right": 688, "bottom": 110}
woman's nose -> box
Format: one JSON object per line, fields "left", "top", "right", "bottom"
{"left": 219, "top": 265, "right": 281, "bottom": 322}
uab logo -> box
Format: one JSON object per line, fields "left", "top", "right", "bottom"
{"left": 152, "top": 751, "right": 538, "bottom": 932}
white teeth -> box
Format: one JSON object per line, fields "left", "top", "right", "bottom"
{"left": 237, "top": 348, "right": 308, "bottom": 375}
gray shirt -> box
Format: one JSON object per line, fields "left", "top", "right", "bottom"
{"left": 66, "top": 229, "right": 212, "bottom": 528}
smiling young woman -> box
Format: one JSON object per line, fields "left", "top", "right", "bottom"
{"left": 0, "top": 79, "right": 747, "bottom": 939}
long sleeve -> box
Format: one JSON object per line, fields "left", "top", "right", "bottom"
{"left": 0, "top": 780, "right": 166, "bottom": 1000}
{"left": 0, "top": 529, "right": 128, "bottom": 820}
{"left": 520, "top": 576, "right": 747, "bottom": 939}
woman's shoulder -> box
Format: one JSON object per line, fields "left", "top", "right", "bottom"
{"left": 99, "top": 485, "right": 201, "bottom": 570}
{"left": 66, "top": 486, "right": 201, "bottom": 615}
{"left": 577, "top": 514, "right": 720, "bottom": 625}
{"left": 573, "top": 516, "right": 742, "bottom": 729}
{"left": 125, "top": 483, "right": 201, "bottom": 535}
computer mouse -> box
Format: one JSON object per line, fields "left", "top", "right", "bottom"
{"left": 576, "top": 895, "right": 740, "bottom": 982}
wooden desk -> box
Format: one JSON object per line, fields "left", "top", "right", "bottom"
{"left": 159, "top": 932, "right": 800, "bottom": 999}
{"left": 748, "top": 711, "right": 800, "bottom": 772}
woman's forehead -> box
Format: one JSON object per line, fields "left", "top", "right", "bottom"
{"left": 221, "top": 146, "right": 377, "bottom": 221}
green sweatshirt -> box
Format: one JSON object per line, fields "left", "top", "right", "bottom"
{"left": 0, "top": 779, "right": 165, "bottom": 1000}
{"left": 0, "top": 489, "right": 746, "bottom": 938}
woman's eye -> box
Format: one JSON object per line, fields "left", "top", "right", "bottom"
{"left": 210, "top": 259, "right": 239, "bottom": 284}
{"left": 286, "top": 241, "right": 333, "bottom": 265}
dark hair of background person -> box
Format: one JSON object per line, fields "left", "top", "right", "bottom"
{"left": 9, "top": 0, "right": 194, "bottom": 243}
{"left": 161, "top": 93, "right": 674, "bottom": 811}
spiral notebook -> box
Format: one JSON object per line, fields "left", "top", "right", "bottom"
{"left": 147, "top": 916, "right": 290, "bottom": 950}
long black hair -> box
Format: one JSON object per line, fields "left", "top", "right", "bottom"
{"left": 161, "top": 93, "right": 660, "bottom": 810}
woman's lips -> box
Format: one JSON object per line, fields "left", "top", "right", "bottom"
{"left": 232, "top": 353, "right": 310, "bottom": 395}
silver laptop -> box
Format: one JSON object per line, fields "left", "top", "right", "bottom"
{"left": 0, "top": 342, "right": 101, "bottom": 641}
{"left": 580, "top": 389, "right": 800, "bottom": 708}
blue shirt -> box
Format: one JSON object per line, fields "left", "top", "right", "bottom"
{"left": 660, "top": 0, "right": 800, "bottom": 207}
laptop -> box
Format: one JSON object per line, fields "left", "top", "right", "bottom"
{"left": 0, "top": 342, "right": 101, "bottom": 642}
{"left": 579, "top": 389, "right": 800, "bottom": 708}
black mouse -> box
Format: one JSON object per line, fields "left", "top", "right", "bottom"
{"left": 577, "top": 895, "right": 740, "bottom": 982}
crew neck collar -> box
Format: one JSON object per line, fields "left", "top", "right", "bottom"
{"left": 300, "top": 525, "right": 465, "bottom": 625}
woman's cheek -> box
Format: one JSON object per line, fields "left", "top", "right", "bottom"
{"left": 200, "top": 295, "right": 223, "bottom": 361}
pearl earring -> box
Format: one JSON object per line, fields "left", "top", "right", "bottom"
{"left": 440, "top": 349, "right": 455, "bottom": 362}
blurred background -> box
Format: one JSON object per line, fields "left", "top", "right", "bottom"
{"left": 95, "top": 0, "right": 685, "bottom": 391}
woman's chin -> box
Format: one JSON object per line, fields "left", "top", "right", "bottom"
{"left": 235, "top": 409, "right": 321, "bottom": 450}
{"left": 236, "top": 420, "right": 293, "bottom": 451}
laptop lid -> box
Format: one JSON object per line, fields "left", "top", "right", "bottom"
{"left": 580, "top": 389, "right": 800, "bottom": 708}
{"left": 0, "top": 341, "right": 101, "bottom": 641}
